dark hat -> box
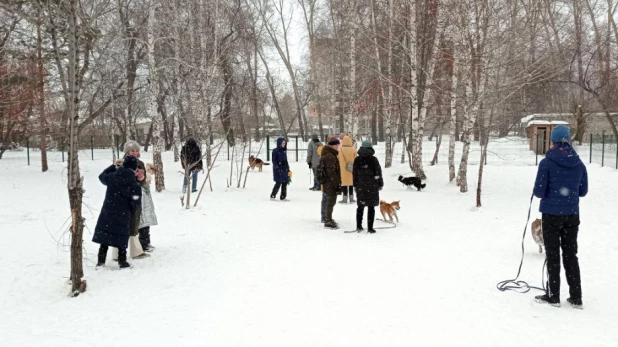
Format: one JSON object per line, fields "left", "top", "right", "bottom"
{"left": 327, "top": 136, "right": 340, "bottom": 146}
{"left": 123, "top": 155, "right": 138, "bottom": 171}
{"left": 361, "top": 140, "right": 373, "bottom": 148}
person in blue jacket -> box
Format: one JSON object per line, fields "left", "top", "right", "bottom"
{"left": 533, "top": 125, "right": 588, "bottom": 309}
{"left": 270, "top": 137, "right": 290, "bottom": 201}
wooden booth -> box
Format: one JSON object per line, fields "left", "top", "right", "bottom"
{"left": 527, "top": 121, "right": 569, "bottom": 155}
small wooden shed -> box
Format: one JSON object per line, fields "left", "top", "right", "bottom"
{"left": 526, "top": 120, "right": 570, "bottom": 154}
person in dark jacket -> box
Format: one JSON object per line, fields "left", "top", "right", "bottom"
{"left": 319, "top": 137, "right": 342, "bottom": 229}
{"left": 533, "top": 125, "right": 588, "bottom": 309}
{"left": 307, "top": 134, "right": 323, "bottom": 191}
{"left": 271, "top": 137, "right": 291, "bottom": 200}
{"left": 181, "top": 137, "right": 204, "bottom": 193}
{"left": 93, "top": 155, "right": 142, "bottom": 269}
{"left": 353, "top": 140, "right": 384, "bottom": 233}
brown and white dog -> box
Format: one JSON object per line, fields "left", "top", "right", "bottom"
{"left": 145, "top": 163, "right": 157, "bottom": 185}
{"left": 249, "top": 155, "right": 270, "bottom": 171}
{"left": 531, "top": 218, "right": 544, "bottom": 254}
{"left": 379, "top": 200, "right": 400, "bottom": 223}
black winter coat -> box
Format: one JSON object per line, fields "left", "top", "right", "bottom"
{"left": 181, "top": 138, "right": 204, "bottom": 171}
{"left": 353, "top": 147, "right": 383, "bottom": 206}
{"left": 272, "top": 137, "right": 290, "bottom": 182}
{"left": 319, "top": 145, "right": 341, "bottom": 194}
{"left": 92, "top": 165, "right": 142, "bottom": 248}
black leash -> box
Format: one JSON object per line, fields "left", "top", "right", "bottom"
{"left": 343, "top": 220, "right": 397, "bottom": 233}
{"left": 496, "top": 193, "right": 547, "bottom": 294}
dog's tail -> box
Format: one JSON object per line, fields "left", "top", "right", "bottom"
{"left": 263, "top": 162, "right": 270, "bottom": 165}
{"left": 421, "top": 183, "right": 426, "bottom": 188}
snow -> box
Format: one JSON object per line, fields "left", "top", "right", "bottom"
{"left": 1, "top": 142, "right": 617, "bottom": 346}
{"left": 526, "top": 120, "right": 570, "bottom": 127}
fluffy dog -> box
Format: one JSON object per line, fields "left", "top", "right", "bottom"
{"left": 531, "top": 218, "right": 543, "bottom": 254}
{"left": 145, "top": 163, "right": 157, "bottom": 185}
{"left": 249, "top": 155, "right": 270, "bottom": 172}
{"left": 379, "top": 200, "right": 400, "bottom": 223}
{"left": 398, "top": 175, "right": 426, "bottom": 191}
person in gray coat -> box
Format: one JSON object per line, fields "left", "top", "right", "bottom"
{"left": 307, "top": 134, "right": 323, "bottom": 191}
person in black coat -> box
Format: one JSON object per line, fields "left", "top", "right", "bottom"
{"left": 353, "top": 140, "right": 384, "bottom": 233}
{"left": 270, "top": 137, "right": 291, "bottom": 200}
{"left": 181, "top": 137, "right": 204, "bottom": 193}
{"left": 93, "top": 155, "right": 142, "bottom": 269}
{"left": 319, "top": 137, "right": 342, "bottom": 229}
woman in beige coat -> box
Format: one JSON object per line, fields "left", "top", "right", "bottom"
{"left": 338, "top": 135, "right": 357, "bottom": 203}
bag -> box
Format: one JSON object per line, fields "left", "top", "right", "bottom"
{"left": 316, "top": 159, "right": 327, "bottom": 185}
{"left": 341, "top": 151, "right": 354, "bottom": 172}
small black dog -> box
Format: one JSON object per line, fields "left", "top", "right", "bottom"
{"left": 398, "top": 175, "right": 426, "bottom": 191}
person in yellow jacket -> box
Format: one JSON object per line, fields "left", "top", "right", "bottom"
{"left": 338, "top": 135, "right": 358, "bottom": 204}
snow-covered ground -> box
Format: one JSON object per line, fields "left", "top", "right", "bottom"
{"left": 1, "top": 141, "right": 617, "bottom": 346}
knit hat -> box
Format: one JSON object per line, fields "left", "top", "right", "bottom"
{"left": 551, "top": 125, "right": 570, "bottom": 144}
{"left": 361, "top": 140, "right": 373, "bottom": 148}
{"left": 311, "top": 133, "right": 319, "bottom": 141}
{"left": 123, "top": 140, "right": 140, "bottom": 154}
{"left": 327, "top": 136, "right": 340, "bottom": 146}
{"left": 123, "top": 155, "right": 138, "bottom": 171}
{"left": 339, "top": 133, "right": 346, "bottom": 140}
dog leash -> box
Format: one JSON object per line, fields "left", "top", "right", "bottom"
{"left": 496, "top": 192, "right": 547, "bottom": 294}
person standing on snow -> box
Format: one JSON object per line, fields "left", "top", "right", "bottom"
{"left": 270, "top": 137, "right": 291, "bottom": 201}
{"left": 353, "top": 140, "right": 383, "bottom": 233}
{"left": 338, "top": 135, "right": 357, "bottom": 204}
{"left": 533, "top": 125, "right": 588, "bottom": 309}
{"left": 93, "top": 155, "right": 142, "bottom": 269}
{"left": 181, "top": 137, "right": 204, "bottom": 194}
{"left": 307, "top": 134, "right": 323, "bottom": 191}
{"left": 318, "top": 137, "right": 342, "bottom": 229}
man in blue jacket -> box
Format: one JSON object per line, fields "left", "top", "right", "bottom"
{"left": 533, "top": 125, "right": 588, "bottom": 309}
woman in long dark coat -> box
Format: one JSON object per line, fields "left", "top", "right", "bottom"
{"left": 270, "top": 137, "right": 290, "bottom": 200}
{"left": 93, "top": 155, "right": 142, "bottom": 269}
{"left": 353, "top": 141, "right": 383, "bottom": 233}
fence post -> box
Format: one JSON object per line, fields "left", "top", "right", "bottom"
{"left": 266, "top": 135, "right": 270, "bottom": 161}
{"left": 115, "top": 134, "right": 120, "bottom": 159}
{"left": 535, "top": 132, "right": 539, "bottom": 166}
{"left": 295, "top": 136, "right": 299, "bottom": 162}
{"left": 227, "top": 141, "right": 230, "bottom": 161}
{"left": 602, "top": 131, "right": 605, "bottom": 167}
{"left": 27, "top": 138, "right": 30, "bottom": 166}
{"left": 91, "top": 136, "right": 94, "bottom": 160}
{"left": 62, "top": 149, "right": 64, "bottom": 163}
{"left": 589, "top": 133, "right": 593, "bottom": 164}
{"left": 615, "top": 135, "right": 618, "bottom": 170}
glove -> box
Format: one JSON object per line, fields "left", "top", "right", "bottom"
{"left": 379, "top": 186, "right": 383, "bottom": 191}
{"left": 308, "top": 162, "right": 312, "bottom": 169}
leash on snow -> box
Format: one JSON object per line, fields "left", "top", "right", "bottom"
{"left": 343, "top": 219, "right": 397, "bottom": 233}
{"left": 496, "top": 192, "right": 547, "bottom": 294}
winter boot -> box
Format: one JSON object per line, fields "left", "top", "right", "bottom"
{"left": 349, "top": 195, "right": 356, "bottom": 203}
{"left": 535, "top": 294, "right": 560, "bottom": 307}
{"left": 324, "top": 220, "right": 339, "bottom": 229}
{"left": 96, "top": 245, "right": 107, "bottom": 268}
{"left": 117, "top": 249, "right": 133, "bottom": 269}
{"left": 339, "top": 195, "right": 348, "bottom": 204}
{"left": 367, "top": 228, "right": 376, "bottom": 234}
{"left": 567, "top": 298, "right": 583, "bottom": 310}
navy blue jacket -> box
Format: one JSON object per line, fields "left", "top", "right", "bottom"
{"left": 272, "top": 137, "right": 290, "bottom": 182}
{"left": 533, "top": 144, "right": 588, "bottom": 215}
{"left": 93, "top": 165, "right": 142, "bottom": 248}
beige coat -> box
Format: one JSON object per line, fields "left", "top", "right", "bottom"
{"left": 338, "top": 136, "right": 357, "bottom": 186}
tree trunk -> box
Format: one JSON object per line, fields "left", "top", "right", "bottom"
{"left": 67, "top": 0, "right": 86, "bottom": 297}
{"left": 148, "top": 3, "right": 165, "bottom": 192}
{"left": 37, "top": 12, "right": 48, "bottom": 173}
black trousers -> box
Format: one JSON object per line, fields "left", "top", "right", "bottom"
{"left": 271, "top": 182, "right": 287, "bottom": 199}
{"left": 342, "top": 186, "right": 354, "bottom": 197}
{"left": 325, "top": 191, "right": 337, "bottom": 222}
{"left": 139, "top": 226, "right": 151, "bottom": 249}
{"left": 356, "top": 205, "right": 375, "bottom": 230}
{"left": 99, "top": 244, "right": 127, "bottom": 262}
{"left": 543, "top": 213, "right": 582, "bottom": 301}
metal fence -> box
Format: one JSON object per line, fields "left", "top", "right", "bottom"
{"left": 574, "top": 133, "right": 618, "bottom": 169}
